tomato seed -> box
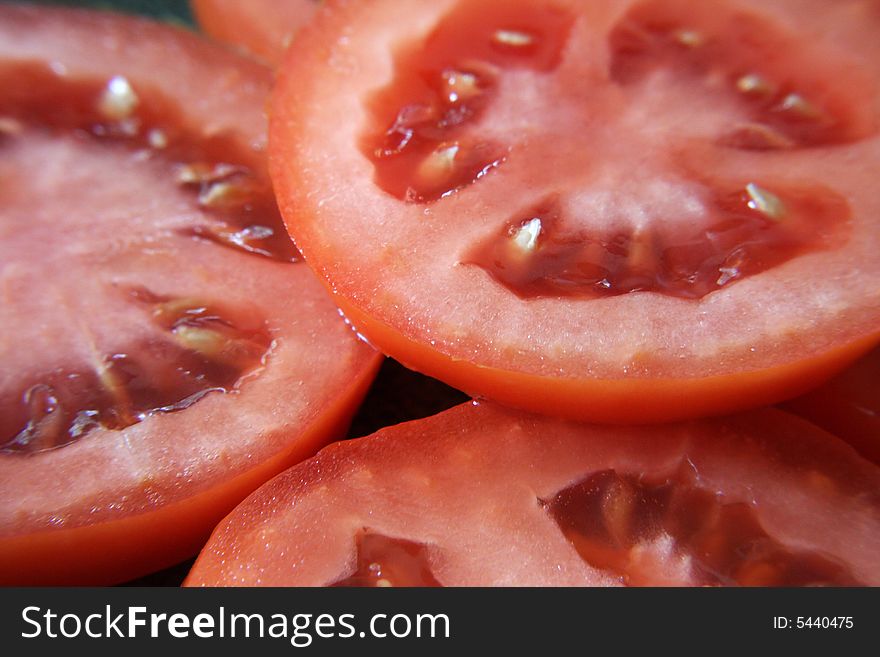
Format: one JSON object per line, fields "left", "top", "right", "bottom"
{"left": 96, "top": 75, "right": 139, "bottom": 121}
{"left": 492, "top": 29, "right": 534, "bottom": 47}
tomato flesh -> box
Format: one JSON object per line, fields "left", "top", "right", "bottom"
{"left": 270, "top": 0, "right": 880, "bottom": 422}
{"left": 0, "top": 5, "right": 379, "bottom": 585}
{"left": 186, "top": 402, "right": 880, "bottom": 587}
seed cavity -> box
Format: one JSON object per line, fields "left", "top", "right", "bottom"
{"left": 331, "top": 531, "right": 442, "bottom": 587}
{"left": 1, "top": 291, "right": 272, "bottom": 454}
{"left": 545, "top": 468, "right": 859, "bottom": 586}
{"left": 9, "top": 385, "right": 64, "bottom": 453}
{"left": 362, "top": 2, "right": 574, "bottom": 202}
{"left": 0, "top": 65, "right": 290, "bottom": 264}
{"left": 97, "top": 75, "right": 139, "bottom": 121}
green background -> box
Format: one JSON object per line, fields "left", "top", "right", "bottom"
{"left": 16, "top": 0, "right": 194, "bottom": 23}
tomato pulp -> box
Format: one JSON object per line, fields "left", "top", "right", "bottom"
{"left": 0, "top": 5, "right": 379, "bottom": 585}
{"left": 270, "top": 0, "right": 880, "bottom": 423}
{"left": 186, "top": 402, "right": 880, "bottom": 586}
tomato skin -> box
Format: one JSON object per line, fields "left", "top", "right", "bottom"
{"left": 335, "top": 292, "right": 879, "bottom": 424}
{"left": 186, "top": 402, "right": 880, "bottom": 587}
{"left": 0, "top": 5, "right": 380, "bottom": 586}
{"left": 191, "top": 0, "right": 320, "bottom": 65}
{"left": 782, "top": 347, "right": 880, "bottom": 467}
{"left": 269, "top": 0, "right": 880, "bottom": 423}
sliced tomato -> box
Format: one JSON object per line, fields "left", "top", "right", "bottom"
{"left": 270, "top": 0, "right": 880, "bottom": 423}
{"left": 186, "top": 401, "right": 880, "bottom": 586}
{"left": 782, "top": 346, "right": 880, "bottom": 466}
{"left": 0, "top": 5, "right": 380, "bottom": 585}
{"left": 191, "top": 0, "right": 320, "bottom": 65}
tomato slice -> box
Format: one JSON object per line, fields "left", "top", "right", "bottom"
{"left": 191, "top": 0, "right": 320, "bottom": 65}
{"left": 186, "top": 401, "right": 880, "bottom": 586}
{"left": 270, "top": 0, "right": 880, "bottom": 423}
{"left": 782, "top": 346, "right": 880, "bottom": 466}
{"left": 0, "top": 5, "right": 380, "bottom": 585}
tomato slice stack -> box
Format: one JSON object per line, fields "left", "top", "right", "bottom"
{"left": 3, "top": 0, "right": 879, "bottom": 588}
{"left": 270, "top": 0, "right": 880, "bottom": 423}
{"left": 0, "top": 5, "right": 379, "bottom": 585}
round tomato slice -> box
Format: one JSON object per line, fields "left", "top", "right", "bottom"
{"left": 270, "top": 0, "right": 880, "bottom": 423}
{"left": 186, "top": 401, "right": 880, "bottom": 586}
{"left": 191, "top": 0, "right": 320, "bottom": 65}
{"left": 782, "top": 346, "right": 880, "bottom": 466}
{"left": 0, "top": 5, "right": 380, "bottom": 586}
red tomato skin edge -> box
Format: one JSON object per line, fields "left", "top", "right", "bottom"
{"left": 332, "top": 295, "right": 880, "bottom": 425}
{"left": 0, "top": 355, "right": 380, "bottom": 586}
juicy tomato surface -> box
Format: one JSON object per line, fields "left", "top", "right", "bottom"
{"left": 782, "top": 346, "right": 880, "bottom": 466}
{"left": 191, "top": 0, "right": 320, "bottom": 65}
{"left": 186, "top": 401, "right": 880, "bottom": 586}
{"left": 270, "top": 0, "right": 880, "bottom": 423}
{"left": 0, "top": 4, "right": 380, "bottom": 585}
